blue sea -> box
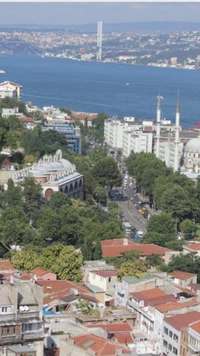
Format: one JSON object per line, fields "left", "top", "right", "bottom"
{"left": 0, "top": 54, "right": 200, "bottom": 129}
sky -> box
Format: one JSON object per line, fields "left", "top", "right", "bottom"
{"left": 0, "top": 2, "right": 200, "bottom": 26}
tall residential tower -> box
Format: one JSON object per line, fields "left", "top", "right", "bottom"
{"left": 155, "top": 93, "right": 162, "bottom": 158}
{"left": 174, "top": 91, "right": 181, "bottom": 172}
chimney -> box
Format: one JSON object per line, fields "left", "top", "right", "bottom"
{"left": 123, "top": 238, "right": 128, "bottom": 246}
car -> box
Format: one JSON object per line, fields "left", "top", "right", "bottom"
{"left": 130, "top": 197, "right": 134, "bottom": 201}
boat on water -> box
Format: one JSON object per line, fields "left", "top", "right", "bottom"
{"left": 125, "top": 82, "right": 129, "bottom": 86}
{"left": 0, "top": 70, "right": 5, "bottom": 73}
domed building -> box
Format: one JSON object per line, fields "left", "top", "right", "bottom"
{"left": 11, "top": 150, "right": 83, "bottom": 199}
{"left": 182, "top": 138, "right": 200, "bottom": 174}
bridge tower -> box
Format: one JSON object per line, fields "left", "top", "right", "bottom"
{"left": 96, "top": 21, "right": 103, "bottom": 61}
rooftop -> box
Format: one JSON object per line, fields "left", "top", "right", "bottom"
{"left": 91, "top": 270, "right": 117, "bottom": 278}
{"left": 185, "top": 243, "right": 200, "bottom": 251}
{"left": 71, "top": 333, "right": 131, "bottom": 355}
{"left": 168, "top": 271, "right": 197, "bottom": 280}
{"left": 101, "top": 239, "right": 172, "bottom": 257}
{"left": 0, "top": 259, "right": 15, "bottom": 271}
{"left": 156, "top": 298, "right": 199, "bottom": 313}
{"left": 122, "top": 274, "right": 154, "bottom": 284}
{"left": 190, "top": 320, "right": 200, "bottom": 334}
{"left": 31, "top": 267, "right": 55, "bottom": 277}
{"left": 164, "top": 311, "right": 200, "bottom": 331}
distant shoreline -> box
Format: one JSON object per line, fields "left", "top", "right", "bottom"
{"left": 0, "top": 52, "right": 198, "bottom": 72}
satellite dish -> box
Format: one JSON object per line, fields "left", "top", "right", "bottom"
{"left": 24, "top": 306, "right": 29, "bottom": 311}
{"left": 19, "top": 306, "right": 25, "bottom": 311}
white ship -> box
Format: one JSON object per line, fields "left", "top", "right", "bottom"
{"left": 0, "top": 70, "right": 5, "bottom": 73}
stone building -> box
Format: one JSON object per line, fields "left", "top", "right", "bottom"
{"left": 11, "top": 150, "right": 83, "bottom": 199}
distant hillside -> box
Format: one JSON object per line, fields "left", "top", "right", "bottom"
{"left": 1, "top": 22, "right": 200, "bottom": 33}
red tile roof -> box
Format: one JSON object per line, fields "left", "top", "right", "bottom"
{"left": 101, "top": 239, "right": 136, "bottom": 247}
{"left": 164, "top": 311, "right": 200, "bottom": 331}
{"left": 72, "top": 334, "right": 131, "bottom": 355}
{"left": 37, "top": 280, "right": 89, "bottom": 295}
{"left": 31, "top": 268, "right": 52, "bottom": 276}
{"left": 106, "top": 323, "right": 132, "bottom": 333}
{"left": 148, "top": 295, "right": 177, "bottom": 306}
{"left": 91, "top": 270, "right": 117, "bottom": 278}
{"left": 130, "top": 288, "right": 177, "bottom": 307}
{"left": 169, "top": 271, "right": 197, "bottom": 280}
{"left": 114, "top": 333, "right": 134, "bottom": 345}
{"left": 190, "top": 320, "right": 200, "bottom": 333}
{"left": 156, "top": 298, "right": 199, "bottom": 313}
{"left": 20, "top": 117, "right": 35, "bottom": 123}
{"left": 87, "top": 322, "right": 132, "bottom": 333}
{"left": 0, "top": 260, "right": 15, "bottom": 271}
{"left": 101, "top": 240, "right": 172, "bottom": 257}
{"left": 185, "top": 243, "right": 200, "bottom": 251}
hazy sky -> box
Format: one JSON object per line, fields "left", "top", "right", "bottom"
{"left": 0, "top": 3, "right": 200, "bottom": 25}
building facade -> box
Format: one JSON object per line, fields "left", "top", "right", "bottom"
{"left": 0, "top": 278, "right": 44, "bottom": 356}
{"left": 0, "top": 81, "right": 22, "bottom": 101}
{"left": 42, "top": 124, "right": 82, "bottom": 155}
{"left": 11, "top": 150, "right": 83, "bottom": 199}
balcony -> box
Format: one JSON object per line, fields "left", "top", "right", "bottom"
{"left": 18, "top": 311, "right": 40, "bottom": 320}
{"left": 0, "top": 313, "right": 17, "bottom": 322}
{"left": 0, "top": 334, "right": 22, "bottom": 345}
{"left": 22, "top": 330, "right": 44, "bottom": 340}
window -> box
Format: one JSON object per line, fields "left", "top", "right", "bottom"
{"left": 2, "top": 307, "right": 7, "bottom": 313}
{"left": 164, "top": 327, "right": 168, "bottom": 335}
{"left": 108, "top": 277, "right": 111, "bottom": 282}
{"left": 173, "top": 334, "right": 178, "bottom": 342}
{"left": 169, "top": 331, "right": 173, "bottom": 338}
{"left": 169, "top": 344, "right": 172, "bottom": 351}
{"left": 173, "top": 347, "right": 178, "bottom": 355}
{"left": 163, "top": 340, "right": 168, "bottom": 348}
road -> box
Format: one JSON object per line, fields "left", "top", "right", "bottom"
{"left": 111, "top": 186, "right": 148, "bottom": 234}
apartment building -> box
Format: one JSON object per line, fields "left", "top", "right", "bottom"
{"left": 104, "top": 118, "right": 153, "bottom": 155}
{"left": 167, "top": 271, "right": 197, "bottom": 288}
{"left": 122, "top": 130, "right": 153, "bottom": 157}
{"left": 88, "top": 270, "right": 117, "bottom": 304}
{"left": 42, "top": 124, "right": 82, "bottom": 155}
{"left": 162, "top": 312, "right": 200, "bottom": 356}
{"left": 188, "top": 320, "right": 200, "bottom": 356}
{"left": 1, "top": 108, "right": 23, "bottom": 119}
{"left": 0, "top": 278, "right": 44, "bottom": 356}
{"left": 104, "top": 118, "right": 127, "bottom": 149}
{"left": 0, "top": 81, "right": 22, "bottom": 101}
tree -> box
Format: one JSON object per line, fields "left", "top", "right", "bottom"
{"left": 88, "top": 147, "right": 108, "bottom": 164}
{"left": 2, "top": 179, "right": 22, "bottom": 208}
{"left": 117, "top": 260, "right": 147, "bottom": 282}
{"left": 38, "top": 208, "right": 61, "bottom": 244}
{"left": 142, "top": 232, "right": 176, "bottom": 248}
{"left": 37, "top": 244, "right": 64, "bottom": 270}
{"left": 52, "top": 246, "right": 83, "bottom": 281}
{"left": 147, "top": 213, "right": 176, "bottom": 235}
{"left": 12, "top": 249, "right": 39, "bottom": 271}
{"left": 93, "top": 157, "right": 122, "bottom": 188}
{"left": 93, "top": 240, "right": 102, "bottom": 260}
{"left": 164, "top": 252, "right": 200, "bottom": 281}
{"left": 145, "top": 254, "right": 163, "bottom": 269}
{"left": 49, "top": 191, "right": 72, "bottom": 211}
{"left": 180, "top": 219, "right": 198, "bottom": 239}
{"left": 22, "top": 177, "right": 43, "bottom": 223}
{"left": 161, "top": 185, "right": 191, "bottom": 222}
{"left": 75, "top": 299, "right": 100, "bottom": 316}
{"left": 93, "top": 186, "right": 107, "bottom": 203}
